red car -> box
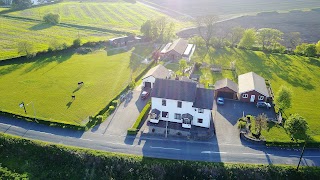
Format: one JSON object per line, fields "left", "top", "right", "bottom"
{"left": 141, "top": 91, "right": 150, "bottom": 100}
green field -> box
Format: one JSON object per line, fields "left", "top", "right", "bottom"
{"left": 193, "top": 47, "right": 320, "bottom": 142}
{"left": 0, "top": 45, "right": 153, "bottom": 125}
{"left": 0, "top": 17, "right": 116, "bottom": 60}
{"left": 7, "top": 1, "right": 177, "bottom": 31}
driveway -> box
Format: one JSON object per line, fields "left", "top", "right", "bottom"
{"left": 90, "top": 86, "right": 148, "bottom": 136}
{"left": 214, "top": 99, "right": 276, "bottom": 145}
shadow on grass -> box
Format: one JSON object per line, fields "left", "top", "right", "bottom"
{"left": 29, "top": 23, "right": 54, "bottom": 31}
{"left": 66, "top": 101, "right": 73, "bottom": 109}
{"left": 73, "top": 85, "right": 82, "bottom": 93}
{"left": 106, "top": 47, "right": 130, "bottom": 56}
{"left": 22, "top": 51, "right": 74, "bottom": 74}
{"left": 306, "top": 57, "right": 320, "bottom": 67}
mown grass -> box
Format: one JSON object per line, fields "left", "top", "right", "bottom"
{"left": 0, "top": 17, "right": 116, "bottom": 60}
{"left": 1, "top": 133, "right": 320, "bottom": 180}
{"left": 6, "top": 1, "right": 181, "bottom": 32}
{"left": 0, "top": 45, "right": 153, "bottom": 125}
{"left": 193, "top": 47, "right": 320, "bottom": 142}
{"left": 0, "top": 7, "right": 9, "bottom": 12}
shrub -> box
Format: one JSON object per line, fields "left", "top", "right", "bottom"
{"left": 112, "top": 100, "right": 118, "bottom": 107}
{"left": 43, "top": 13, "right": 61, "bottom": 24}
{"left": 96, "top": 115, "right": 103, "bottom": 123}
{"left": 109, "top": 106, "right": 115, "bottom": 113}
{"left": 237, "top": 121, "right": 246, "bottom": 129}
{"left": 127, "top": 128, "right": 138, "bottom": 135}
{"left": 127, "top": 102, "right": 151, "bottom": 135}
{"left": 73, "top": 38, "right": 81, "bottom": 48}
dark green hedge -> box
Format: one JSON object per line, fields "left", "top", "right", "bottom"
{"left": 127, "top": 102, "right": 151, "bottom": 135}
{"left": 1, "top": 133, "right": 320, "bottom": 180}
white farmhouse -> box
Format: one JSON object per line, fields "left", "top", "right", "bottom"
{"left": 150, "top": 79, "right": 214, "bottom": 128}
{"left": 142, "top": 64, "right": 171, "bottom": 89}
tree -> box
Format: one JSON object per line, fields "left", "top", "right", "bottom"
{"left": 140, "top": 20, "right": 152, "bottom": 39}
{"left": 196, "top": 15, "right": 219, "bottom": 49}
{"left": 305, "top": 44, "right": 317, "bottom": 57}
{"left": 275, "top": 86, "right": 293, "bottom": 112}
{"left": 49, "top": 40, "right": 61, "bottom": 51}
{"left": 12, "top": 0, "right": 32, "bottom": 10}
{"left": 238, "top": 28, "right": 256, "bottom": 49}
{"left": 17, "top": 41, "right": 34, "bottom": 57}
{"left": 286, "top": 32, "right": 301, "bottom": 51}
{"left": 316, "top": 40, "right": 320, "bottom": 54}
{"left": 284, "top": 114, "right": 308, "bottom": 141}
{"left": 255, "top": 113, "right": 268, "bottom": 137}
{"left": 43, "top": 13, "right": 61, "bottom": 25}
{"left": 179, "top": 59, "right": 187, "bottom": 75}
{"left": 294, "top": 43, "right": 308, "bottom": 55}
{"left": 256, "top": 28, "right": 283, "bottom": 50}
{"left": 229, "top": 26, "right": 245, "bottom": 47}
{"left": 73, "top": 38, "right": 81, "bottom": 48}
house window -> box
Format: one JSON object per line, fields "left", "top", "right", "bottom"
{"left": 177, "top": 101, "right": 182, "bottom": 108}
{"left": 162, "top": 99, "right": 166, "bottom": 106}
{"left": 258, "top": 95, "right": 265, "bottom": 101}
{"left": 183, "top": 118, "right": 191, "bottom": 124}
{"left": 198, "top": 108, "right": 204, "bottom": 113}
{"left": 174, "top": 113, "right": 181, "bottom": 120}
{"left": 242, "top": 94, "right": 248, "bottom": 98}
{"left": 162, "top": 111, "right": 169, "bottom": 118}
{"left": 198, "top": 118, "right": 203, "bottom": 123}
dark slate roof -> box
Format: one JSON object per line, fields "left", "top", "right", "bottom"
{"left": 193, "top": 88, "right": 214, "bottom": 110}
{"left": 214, "top": 78, "right": 238, "bottom": 93}
{"left": 151, "top": 79, "right": 197, "bottom": 102}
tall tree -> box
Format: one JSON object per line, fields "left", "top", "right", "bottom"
{"left": 284, "top": 114, "right": 308, "bottom": 141}
{"left": 286, "top": 32, "right": 301, "bottom": 51}
{"left": 255, "top": 113, "right": 268, "bottom": 137}
{"left": 140, "top": 20, "right": 152, "bottom": 39}
{"left": 17, "top": 41, "right": 34, "bottom": 57}
{"left": 294, "top": 43, "right": 308, "bottom": 55}
{"left": 196, "top": 15, "right": 219, "bottom": 49}
{"left": 12, "top": 0, "right": 32, "bottom": 10}
{"left": 179, "top": 59, "right": 187, "bottom": 75}
{"left": 238, "top": 28, "right": 256, "bottom": 49}
{"left": 256, "top": 28, "right": 283, "bottom": 50}
{"left": 155, "top": 16, "right": 167, "bottom": 41}
{"left": 229, "top": 26, "right": 245, "bottom": 47}
{"left": 305, "top": 44, "right": 317, "bottom": 57}
{"left": 275, "top": 86, "right": 293, "bottom": 112}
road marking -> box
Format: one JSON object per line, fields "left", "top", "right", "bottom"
{"left": 150, "top": 146, "right": 181, "bottom": 151}
{"left": 201, "top": 151, "right": 227, "bottom": 154}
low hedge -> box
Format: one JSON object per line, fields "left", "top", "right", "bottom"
{"left": 0, "top": 165, "right": 28, "bottom": 179}
{"left": 127, "top": 102, "right": 151, "bottom": 135}
{"left": 1, "top": 133, "right": 320, "bottom": 179}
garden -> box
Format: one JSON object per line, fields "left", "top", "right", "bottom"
{"left": 0, "top": 44, "right": 154, "bottom": 126}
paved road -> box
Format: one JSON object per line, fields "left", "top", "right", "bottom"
{"left": 1, "top": 114, "right": 320, "bottom": 166}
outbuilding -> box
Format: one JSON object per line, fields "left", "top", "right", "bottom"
{"left": 142, "top": 65, "right": 171, "bottom": 89}
{"left": 214, "top": 78, "right": 238, "bottom": 99}
{"left": 238, "top": 72, "right": 270, "bottom": 103}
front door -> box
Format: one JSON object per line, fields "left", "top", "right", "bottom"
{"left": 250, "top": 95, "right": 255, "bottom": 102}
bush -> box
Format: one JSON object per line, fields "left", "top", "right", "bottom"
{"left": 43, "top": 13, "right": 61, "bottom": 24}
{"left": 127, "top": 128, "right": 138, "bottom": 135}
{"left": 73, "top": 38, "right": 81, "bottom": 48}
{"left": 109, "top": 105, "right": 115, "bottom": 113}
{"left": 127, "top": 102, "right": 151, "bottom": 135}
{"left": 237, "top": 121, "right": 247, "bottom": 129}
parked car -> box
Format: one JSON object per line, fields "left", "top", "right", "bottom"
{"left": 256, "top": 101, "right": 271, "bottom": 109}
{"left": 141, "top": 91, "right": 150, "bottom": 100}
{"left": 217, "top": 97, "right": 224, "bottom": 105}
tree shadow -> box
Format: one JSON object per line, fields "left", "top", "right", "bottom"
{"left": 0, "top": 64, "right": 24, "bottom": 76}
{"left": 22, "top": 51, "right": 74, "bottom": 74}
{"left": 306, "top": 57, "right": 320, "bottom": 67}
{"left": 29, "top": 23, "right": 54, "bottom": 31}
{"left": 73, "top": 85, "right": 82, "bottom": 93}
{"left": 106, "top": 47, "right": 130, "bottom": 56}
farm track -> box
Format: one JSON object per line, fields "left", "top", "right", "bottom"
{"left": 0, "top": 14, "right": 129, "bottom": 35}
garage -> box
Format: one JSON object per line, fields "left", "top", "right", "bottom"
{"left": 214, "top": 78, "right": 238, "bottom": 100}
{"left": 144, "top": 82, "right": 152, "bottom": 88}
{"left": 217, "top": 91, "right": 234, "bottom": 99}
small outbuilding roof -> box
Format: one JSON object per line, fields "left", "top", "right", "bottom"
{"left": 238, "top": 72, "right": 269, "bottom": 97}
{"left": 214, "top": 78, "right": 238, "bottom": 93}
{"left": 142, "top": 65, "right": 170, "bottom": 80}
{"left": 165, "top": 38, "right": 189, "bottom": 55}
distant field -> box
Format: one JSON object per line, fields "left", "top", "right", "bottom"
{"left": 142, "top": 0, "right": 320, "bottom": 19}
{"left": 0, "top": 45, "right": 153, "bottom": 125}
{"left": 192, "top": 47, "right": 320, "bottom": 142}
{"left": 0, "top": 7, "right": 9, "bottom": 12}
{"left": 0, "top": 17, "right": 115, "bottom": 60}
{"left": 7, "top": 1, "right": 176, "bottom": 31}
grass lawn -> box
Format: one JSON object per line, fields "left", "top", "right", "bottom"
{"left": 0, "top": 45, "right": 154, "bottom": 125}
{"left": 0, "top": 17, "right": 116, "bottom": 60}
{"left": 193, "top": 47, "right": 320, "bottom": 142}
{"left": 6, "top": 1, "right": 181, "bottom": 32}
{"left": 0, "top": 7, "right": 9, "bottom": 12}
